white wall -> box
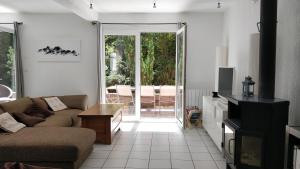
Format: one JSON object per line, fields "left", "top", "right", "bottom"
{"left": 222, "top": 0, "right": 260, "bottom": 95}
{"left": 223, "top": 0, "right": 300, "bottom": 124}
{"left": 276, "top": 0, "right": 300, "bottom": 125}
{"left": 0, "top": 12, "right": 223, "bottom": 106}
{"left": 0, "top": 13, "right": 98, "bottom": 106}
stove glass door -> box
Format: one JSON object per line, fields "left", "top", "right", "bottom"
{"left": 240, "top": 135, "right": 262, "bottom": 167}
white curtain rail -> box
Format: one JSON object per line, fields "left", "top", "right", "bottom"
{"left": 0, "top": 22, "right": 23, "bottom": 25}
{"left": 91, "top": 22, "right": 186, "bottom": 25}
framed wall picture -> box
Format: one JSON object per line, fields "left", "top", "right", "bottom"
{"left": 36, "top": 39, "right": 81, "bottom": 62}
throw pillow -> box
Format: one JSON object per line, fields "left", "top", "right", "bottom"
{"left": 25, "top": 103, "right": 54, "bottom": 118}
{"left": 0, "top": 112, "right": 25, "bottom": 133}
{"left": 0, "top": 108, "right": 4, "bottom": 114}
{"left": 32, "top": 97, "right": 50, "bottom": 110}
{"left": 12, "top": 112, "right": 45, "bottom": 127}
{"left": 0, "top": 97, "right": 32, "bottom": 114}
{"left": 44, "top": 97, "right": 68, "bottom": 111}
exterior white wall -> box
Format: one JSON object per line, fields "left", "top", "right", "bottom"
{"left": 0, "top": 12, "right": 224, "bottom": 106}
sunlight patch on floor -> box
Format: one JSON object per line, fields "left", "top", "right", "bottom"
{"left": 136, "top": 122, "right": 179, "bottom": 133}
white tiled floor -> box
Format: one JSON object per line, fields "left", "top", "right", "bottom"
{"left": 81, "top": 122, "right": 226, "bottom": 169}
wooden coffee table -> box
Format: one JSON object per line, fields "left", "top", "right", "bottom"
{"left": 78, "top": 103, "right": 123, "bottom": 144}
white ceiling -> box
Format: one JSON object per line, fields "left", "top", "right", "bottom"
{"left": 0, "top": 0, "right": 70, "bottom": 13}
{"left": 93, "top": 0, "right": 232, "bottom": 13}
{"left": 0, "top": 0, "right": 234, "bottom": 13}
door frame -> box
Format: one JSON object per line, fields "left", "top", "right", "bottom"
{"left": 175, "top": 25, "right": 187, "bottom": 128}
{"left": 100, "top": 24, "right": 181, "bottom": 121}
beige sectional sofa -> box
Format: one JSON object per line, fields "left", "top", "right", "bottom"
{"left": 0, "top": 95, "right": 96, "bottom": 169}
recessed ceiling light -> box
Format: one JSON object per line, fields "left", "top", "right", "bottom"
{"left": 153, "top": 0, "right": 157, "bottom": 8}
{"left": 217, "top": 1, "right": 221, "bottom": 8}
{"left": 90, "top": 0, "right": 93, "bottom": 9}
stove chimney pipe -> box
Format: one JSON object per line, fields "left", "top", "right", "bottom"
{"left": 258, "top": 0, "right": 278, "bottom": 99}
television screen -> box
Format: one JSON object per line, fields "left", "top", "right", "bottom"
{"left": 218, "top": 67, "right": 233, "bottom": 97}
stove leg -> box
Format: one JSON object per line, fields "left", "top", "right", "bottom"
{"left": 226, "top": 163, "right": 231, "bottom": 169}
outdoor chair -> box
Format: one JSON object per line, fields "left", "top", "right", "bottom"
{"left": 0, "top": 84, "right": 14, "bottom": 103}
{"left": 141, "top": 85, "right": 156, "bottom": 111}
{"left": 105, "top": 88, "right": 118, "bottom": 103}
{"left": 159, "top": 85, "right": 176, "bottom": 113}
{"left": 116, "top": 85, "right": 134, "bottom": 115}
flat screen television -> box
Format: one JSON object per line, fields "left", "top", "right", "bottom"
{"left": 218, "top": 67, "right": 233, "bottom": 97}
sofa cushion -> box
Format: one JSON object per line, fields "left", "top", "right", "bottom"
{"left": 57, "top": 95, "right": 87, "bottom": 110}
{"left": 34, "top": 113, "right": 72, "bottom": 127}
{"left": 32, "top": 97, "right": 50, "bottom": 110}
{"left": 54, "top": 109, "right": 82, "bottom": 126}
{"left": 12, "top": 112, "right": 45, "bottom": 127}
{"left": 0, "top": 127, "right": 96, "bottom": 162}
{"left": 26, "top": 103, "right": 54, "bottom": 119}
{"left": 44, "top": 97, "right": 68, "bottom": 112}
{"left": 0, "top": 97, "right": 32, "bottom": 114}
{"left": 0, "top": 108, "right": 4, "bottom": 115}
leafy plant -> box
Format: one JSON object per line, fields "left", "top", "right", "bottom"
{"left": 0, "top": 32, "right": 15, "bottom": 90}
{"left": 105, "top": 33, "right": 176, "bottom": 87}
{"left": 141, "top": 36, "right": 155, "bottom": 85}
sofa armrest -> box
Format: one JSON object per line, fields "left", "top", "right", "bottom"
{"left": 57, "top": 95, "right": 88, "bottom": 110}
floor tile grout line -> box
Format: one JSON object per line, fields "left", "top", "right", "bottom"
{"left": 123, "top": 141, "right": 134, "bottom": 169}
{"left": 184, "top": 130, "right": 197, "bottom": 169}
{"left": 101, "top": 123, "right": 137, "bottom": 169}
{"left": 122, "top": 123, "right": 138, "bottom": 169}
{"left": 197, "top": 129, "right": 223, "bottom": 169}
{"left": 168, "top": 132, "right": 172, "bottom": 169}
{"left": 99, "top": 138, "right": 118, "bottom": 169}
{"left": 147, "top": 132, "right": 153, "bottom": 169}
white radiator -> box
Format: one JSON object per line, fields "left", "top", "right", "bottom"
{"left": 186, "top": 89, "right": 213, "bottom": 109}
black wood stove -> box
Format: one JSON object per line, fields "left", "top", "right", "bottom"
{"left": 223, "top": 96, "right": 289, "bottom": 169}
{"left": 222, "top": 0, "right": 290, "bottom": 168}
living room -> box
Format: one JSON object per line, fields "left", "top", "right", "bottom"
{"left": 0, "top": 0, "right": 299, "bottom": 169}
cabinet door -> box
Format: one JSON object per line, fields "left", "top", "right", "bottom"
{"left": 202, "top": 97, "right": 208, "bottom": 129}
{"left": 202, "top": 97, "right": 211, "bottom": 130}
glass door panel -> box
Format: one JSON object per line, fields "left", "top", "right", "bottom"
{"left": 140, "top": 33, "right": 176, "bottom": 119}
{"left": 0, "top": 24, "right": 16, "bottom": 100}
{"left": 104, "top": 35, "right": 136, "bottom": 118}
{"left": 175, "top": 26, "right": 186, "bottom": 128}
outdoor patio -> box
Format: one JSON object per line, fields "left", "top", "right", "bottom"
{"left": 106, "top": 85, "right": 176, "bottom": 119}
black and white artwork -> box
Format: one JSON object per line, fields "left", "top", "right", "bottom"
{"left": 36, "top": 39, "right": 81, "bottom": 62}
{"left": 38, "top": 46, "right": 79, "bottom": 56}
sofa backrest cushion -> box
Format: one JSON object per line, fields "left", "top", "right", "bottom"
{"left": 0, "top": 97, "right": 33, "bottom": 114}
{"left": 0, "top": 108, "right": 4, "bottom": 115}
{"left": 31, "top": 97, "right": 49, "bottom": 110}
{"left": 12, "top": 112, "right": 45, "bottom": 127}
{"left": 57, "top": 95, "right": 88, "bottom": 110}
{"left": 26, "top": 103, "right": 54, "bottom": 118}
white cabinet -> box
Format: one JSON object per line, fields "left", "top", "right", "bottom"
{"left": 202, "top": 96, "right": 228, "bottom": 152}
